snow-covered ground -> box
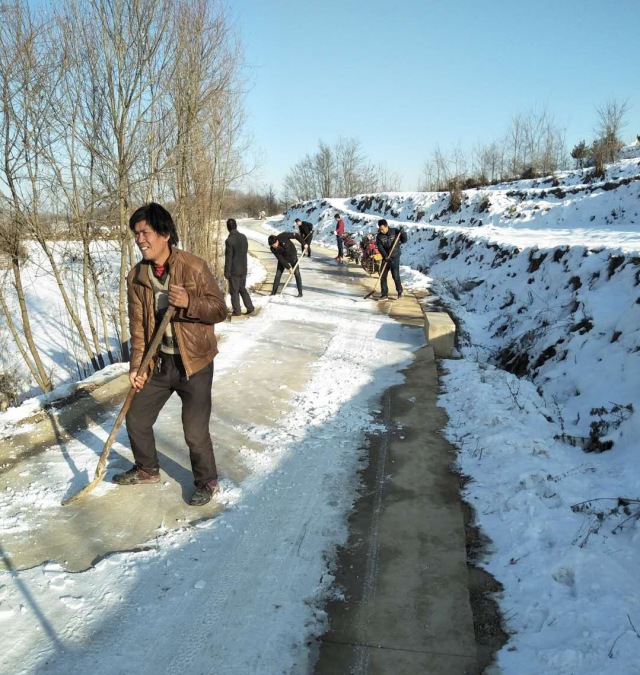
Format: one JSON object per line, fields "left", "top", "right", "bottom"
{"left": 1, "top": 148, "right": 639, "bottom": 673}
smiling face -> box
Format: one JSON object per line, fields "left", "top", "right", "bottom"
{"left": 133, "top": 220, "right": 171, "bottom": 265}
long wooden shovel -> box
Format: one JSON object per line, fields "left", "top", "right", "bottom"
{"left": 363, "top": 229, "right": 403, "bottom": 300}
{"left": 61, "top": 306, "right": 176, "bottom": 505}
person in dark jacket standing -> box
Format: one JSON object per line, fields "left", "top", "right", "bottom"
{"left": 294, "top": 218, "right": 313, "bottom": 257}
{"left": 375, "top": 218, "right": 408, "bottom": 300}
{"left": 334, "top": 213, "right": 345, "bottom": 263}
{"left": 268, "top": 232, "right": 307, "bottom": 296}
{"left": 113, "top": 203, "right": 228, "bottom": 506}
{"left": 224, "top": 218, "right": 255, "bottom": 317}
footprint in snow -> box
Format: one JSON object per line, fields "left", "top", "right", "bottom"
{"left": 59, "top": 596, "right": 85, "bottom": 610}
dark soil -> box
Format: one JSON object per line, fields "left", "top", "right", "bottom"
{"left": 459, "top": 492, "right": 510, "bottom": 670}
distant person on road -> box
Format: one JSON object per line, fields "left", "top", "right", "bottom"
{"left": 334, "top": 213, "right": 345, "bottom": 263}
{"left": 376, "top": 219, "right": 407, "bottom": 300}
{"left": 113, "top": 202, "right": 228, "bottom": 506}
{"left": 224, "top": 218, "right": 255, "bottom": 317}
{"left": 294, "top": 218, "right": 313, "bottom": 257}
{"left": 268, "top": 231, "right": 307, "bottom": 296}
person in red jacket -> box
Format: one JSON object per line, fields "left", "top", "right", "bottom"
{"left": 334, "top": 213, "right": 345, "bottom": 263}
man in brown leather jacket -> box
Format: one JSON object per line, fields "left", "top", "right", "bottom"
{"left": 112, "top": 203, "right": 228, "bottom": 506}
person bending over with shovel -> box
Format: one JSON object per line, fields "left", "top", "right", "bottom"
{"left": 294, "top": 218, "right": 313, "bottom": 257}
{"left": 112, "top": 203, "right": 228, "bottom": 506}
{"left": 376, "top": 218, "right": 408, "bottom": 300}
{"left": 268, "top": 232, "right": 307, "bottom": 296}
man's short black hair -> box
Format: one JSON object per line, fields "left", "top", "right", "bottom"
{"left": 294, "top": 218, "right": 301, "bottom": 223}
{"left": 129, "top": 203, "right": 179, "bottom": 246}
{"left": 226, "top": 218, "right": 237, "bottom": 231}
{"left": 334, "top": 213, "right": 340, "bottom": 219}
{"left": 378, "top": 219, "right": 388, "bottom": 227}
{"left": 268, "top": 235, "right": 277, "bottom": 246}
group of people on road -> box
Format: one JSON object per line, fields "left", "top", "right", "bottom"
{"left": 113, "top": 204, "right": 407, "bottom": 508}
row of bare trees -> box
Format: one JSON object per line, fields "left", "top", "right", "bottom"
{"left": 283, "top": 137, "right": 400, "bottom": 201}
{"left": 421, "top": 101, "right": 633, "bottom": 192}
{"left": 0, "top": 0, "right": 247, "bottom": 397}
{"left": 421, "top": 107, "right": 569, "bottom": 191}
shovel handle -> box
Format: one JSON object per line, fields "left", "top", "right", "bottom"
{"left": 92, "top": 306, "right": 176, "bottom": 479}
{"left": 281, "top": 256, "right": 302, "bottom": 294}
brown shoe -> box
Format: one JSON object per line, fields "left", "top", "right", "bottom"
{"left": 190, "top": 479, "right": 220, "bottom": 506}
{"left": 112, "top": 466, "right": 160, "bottom": 485}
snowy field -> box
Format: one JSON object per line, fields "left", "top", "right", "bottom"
{"left": 0, "top": 148, "right": 639, "bottom": 673}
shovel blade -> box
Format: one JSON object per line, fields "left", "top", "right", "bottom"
{"left": 61, "top": 471, "right": 106, "bottom": 506}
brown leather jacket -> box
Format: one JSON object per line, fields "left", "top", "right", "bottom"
{"left": 127, "top": 248, "right": 228, "bottom": 377}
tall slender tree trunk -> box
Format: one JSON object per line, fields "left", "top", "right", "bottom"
{"left": 118, "top": 172, "right": 130, "bottom": 362}
{"left": 88, "top": 254, "right": 115, "bottom": 365}
{"left": 9, "top": 258, "right": 53, "bottom": 391}
{"left": 0, "top": 289, "right": 49, "bottom": 392}
{"left": 82, "top": 237, "right": 105, "bottom": 369}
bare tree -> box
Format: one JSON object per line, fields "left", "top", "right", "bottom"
{"left": 0, "top": 0, "right": 248, "bottom": 401}
{"left": 420, "top": 145, "right": 452, "bottom": 191}
{"left": 167, "top": 0, "right": 248, "bottom": 276}
{"left": 55, "top": 0, "right": 175, "bottom": 360}
{"left": 472, "top": 140, "right": 504, "bottom": 185}
{"left": 594, "top": 99, "right": 630, "bottom": 163}
{"left": 335, "top": 137, "right": 397, "bottom": 194}
{"left": 0, "top": 219, "right": 53, "bottom": 392}
{"left": 0, "top": 2, "right": 59, "bottom": 390}
{"left": 373, "top": 166, "right": 401, "bottom": 192}
{"left": 283, "top": 154, "right": 316, "bottom": 202}
{"left": 313, "top": 141, "right": 335, "bottom": 197}
{"left": 506, "top": 112, "right": 525, "bottom": 177}
{"left": 285, "top": 138, "right": 399, "bottom": 199}
{"left": 504, "top": 106, "right": 567, "bottom": 178}
{"left": 2, "top": 0, "right": 124, "bottom": 376}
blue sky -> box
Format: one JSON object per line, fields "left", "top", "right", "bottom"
{"left": 231, "top": 0, "right": 640, "bottom": 194}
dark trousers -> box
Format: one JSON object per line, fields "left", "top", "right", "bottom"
{"left": 272, "top": 263, "right": 302, "bottom": 294}
{"left": 336, "top": 235, "right": 344, "bottom": 258}
{"left": 228, "top": 274, "right": 254, "bottom": 315}
{"left": 380, "top": 257, "right": 402, "bottom": 295}
{"left": 303, "top": 235, "right": 312, "bottom": 256}
{"left": 125, "top": 354, "right": 217, "bottom": 487}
